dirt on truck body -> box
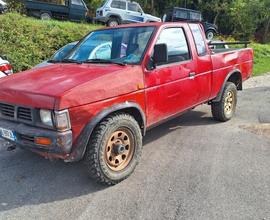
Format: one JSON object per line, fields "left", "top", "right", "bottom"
{"left": 0, "top": 22, "right": 253, "bottom": 185}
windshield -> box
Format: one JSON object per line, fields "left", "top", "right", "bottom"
{"left": 66, "top": 26, "right": 155, "bottom": 65}
{"left": 51, "top": 43, "right": 77, "bottom": 61}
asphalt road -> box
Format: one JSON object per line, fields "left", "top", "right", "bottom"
{"left": 0, "top": 75, "right": 270, "bottom": 220}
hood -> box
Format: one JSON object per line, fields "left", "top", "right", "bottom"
{"left": 145, "top": 14, "right": 161, "bottom": 22}
{"left": 0, "top": 64, "right": 144, "bottom": 110}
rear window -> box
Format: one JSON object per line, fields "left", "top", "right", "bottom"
{"left": 175, "top": 10, "right": 188, "bottom": 19}
{"left": 71, "top": 0, "right": 83, "bottom": 6}
{"left": 35, "top": 0, "right": 66, "bottom": 6}
{"left": 111, "top": 1, "right": 126, "bottom": 10}
{"left": 189, "top": 23, "right": 207, "bottom": 56}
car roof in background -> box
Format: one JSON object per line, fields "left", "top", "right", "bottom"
{"left": 0, "top": 0, "right": 7, "bottom": 5}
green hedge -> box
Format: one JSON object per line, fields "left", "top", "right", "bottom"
{"left": 0, "top": 13, "right": 101, "bottom": 72}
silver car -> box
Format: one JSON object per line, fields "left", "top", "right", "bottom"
{"left": 95, "top": 0, "right": 161, "bottom": 27}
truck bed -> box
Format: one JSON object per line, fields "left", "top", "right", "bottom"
{"left": 209, "top": 47, "right": 253, "bottom": 99}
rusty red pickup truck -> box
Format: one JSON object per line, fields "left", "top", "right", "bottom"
{"left": 0, "top": 22, "right": 253, "bottom": 185}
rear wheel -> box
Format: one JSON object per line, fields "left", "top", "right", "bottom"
{"left": 107, "top": 18, "right": 119, "bottom": 27}
{"left": 40, "top": 12, "right": 52, "bottom": 20}
{"left": 211, "top": 82, "right": 237, "bottom": 122}
{"left": 84, "top": 113, "right": 142, "bottom": 185}
{"left": 206, "top": 30, "right": 215, "bottom": 40}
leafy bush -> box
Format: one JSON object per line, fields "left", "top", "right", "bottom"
{"left": 0, "top": 13, "right": 101, "bottom": 72}
{"left": 6, "top": 0, "right": 25, "bottom": 13}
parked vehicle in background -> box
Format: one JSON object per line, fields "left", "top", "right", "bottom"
{"left": 208, "top": 40, "right": 229, "bottom": 50}
{"left": 163, "top": 7, "right": 218, "bottom": 40}
{"left": 0, "top": 57, "right": 13, "bottom": 78}
{"left": 0, "top": 0, "right": 7, "bottom": 14}
{"left": 95, "top": 0, "right": 161, "bottom": 27}
{"left": 24, "top": 0, "right": 88, "bottom": 21}
{"left": 35, "top": 41, "right": 78, "bottom": 69}
{"left": 0, "top": 22, "right": 253, "bottom": 185}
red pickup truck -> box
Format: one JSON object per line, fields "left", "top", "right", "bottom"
{"left": 0, "top": 22, "right": 253, "bottom": 185}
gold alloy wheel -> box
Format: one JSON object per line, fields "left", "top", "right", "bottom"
{"left": 105, "top": 128, "right": 135, "bottom": 171}
{"left": 224, "top": 91, "right": 234, "bottom": 114}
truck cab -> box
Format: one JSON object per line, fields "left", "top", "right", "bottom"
{"left": 95, "top": 0, "right": 161, "bottom": 27}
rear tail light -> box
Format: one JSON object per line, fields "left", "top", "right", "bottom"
{"left": 0, "top": 63, "right": 13, "bottom": 75}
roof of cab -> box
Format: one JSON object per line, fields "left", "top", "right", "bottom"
{"left": 97, "top": 21, "right": 192, "bottom": 31}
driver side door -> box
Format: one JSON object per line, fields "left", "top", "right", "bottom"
{"left": 126, "top": 2, "right": 144, "bottom": 23}
{"left": 144, "top": 26, "right": 199, "bottom": 126}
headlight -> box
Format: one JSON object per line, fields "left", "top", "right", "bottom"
{"left": 54, "top": 109, "right": 71, "bottom": 132}
{"left": 40, "top": 109, "right": 53, "bottom": 127}
{"left": 39, "top": 109, "right": 71, "bottom": 131}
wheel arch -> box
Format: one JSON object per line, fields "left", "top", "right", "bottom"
{"left": 206, "top": 28, "right": 217, "bottom": 34}
{"left": 212, "top": 69, "right": 242, "bottom": 102}
{"left": 107, "top": 14, "right": 122, "bottom": 22}
{"left": 66, "top": 102, "right": 146, "bottom": 162}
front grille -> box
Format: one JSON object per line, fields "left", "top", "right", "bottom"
{"left": 18, "top": 107, "right": 32, "bottom": 121}
{"left": 20, "top": 134, "right": 34, "bottom": 143}
{"left": 0, "top": 103, "right": 15, "bottom": 118}
{"left": 0, "top": 103, "right": 33, "bottom": 122}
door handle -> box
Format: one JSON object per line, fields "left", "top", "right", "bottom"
{"left": 189, "top": 72, "right": 196, "bottom": 79}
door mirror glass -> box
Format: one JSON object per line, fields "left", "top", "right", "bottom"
{"left": 153, "top": 44, "right": 168, "bottom": 65}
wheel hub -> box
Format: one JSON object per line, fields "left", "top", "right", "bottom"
{"left": 224, "top": 91, "right": 234, "bottom": 114}
{"left": 105, "top": 129, "right": 134, "bottom": 171}
{"left": 113, "top": 143, "right": 126, "bottom": 155}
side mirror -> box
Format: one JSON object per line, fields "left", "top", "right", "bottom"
{"left": 153, "top": 44, "right": 168, "bottom": 65}
{"left": 146, "top": 44, "right": 168, "bottom": 70}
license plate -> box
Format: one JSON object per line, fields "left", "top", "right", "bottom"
{"left": 0, "top": 127, "right": 16, "bottom": 141}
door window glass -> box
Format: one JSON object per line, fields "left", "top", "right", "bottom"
{"left": 189, "top": 23, "right": 207, "bottom": 56}
{"left": 175, "top": 10, "right": 188, "bottom": 19}
{"left": 128, "top": 3, "right": 141, "bottom": 13}
{"left": 36, "top": 0, "right": 66, "bottom": 5}
{"left": 156, "top": 27, "right": 191, "bottom": 64}
{"left": 111, "top": 1, "right": 126, "bottom": 10}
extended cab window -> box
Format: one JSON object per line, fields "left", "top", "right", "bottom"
{"left": 156, "top": 27, "right": 190, "bottom": 64}
{"left": 189, "top": 24, "right": 207, "bottom": 56}
{"left": 111, "top": 1, "right": 126, "bottom": 10}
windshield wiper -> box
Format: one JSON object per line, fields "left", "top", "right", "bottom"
{"left": 84, "top": 59, "right": 126, "bottom": 66}
{"left": 62, "top": 58, "right": 82, "bottom": 64}
{"left": 47, "top": 59, "right": 61, "bottom": 63}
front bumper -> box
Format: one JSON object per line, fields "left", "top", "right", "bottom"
{"left": 0, "top": 119, "right": 72, "bottom": 156}
{"left": 93, "top": 16, "right": 108, "bottom": 23}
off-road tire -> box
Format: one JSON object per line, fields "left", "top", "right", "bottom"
{"left": 107, "top": 18, "right": 119, "bottom": 27}
{"left": 211, "top": 82, "right": 237, "bottom": 122}
{"left": 84, "top": 113, "right": 143, "bottom": 185}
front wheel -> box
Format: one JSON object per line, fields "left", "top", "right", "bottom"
{"left": 211, "top": 82, "right": 237, "bottom": 122}
{"left": 107, "top": 18, "right": 119, "bottom": 27}
{"left": 84, "top": 113, "right": 143, "bottom": 185}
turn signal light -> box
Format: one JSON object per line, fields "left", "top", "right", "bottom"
{"left": 35, "top": 137, "right": 52, "bottom": 146}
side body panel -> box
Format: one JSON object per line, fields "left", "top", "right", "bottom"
{"left": 209, "top": 48, "right": 253, "bottom": 100}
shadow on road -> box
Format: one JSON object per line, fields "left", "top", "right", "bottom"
{"left": 0, "top": 109, "right": 217, "bottom": 212}
{"left": 144, "top": 109, "right": 218, "bottom": 145}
